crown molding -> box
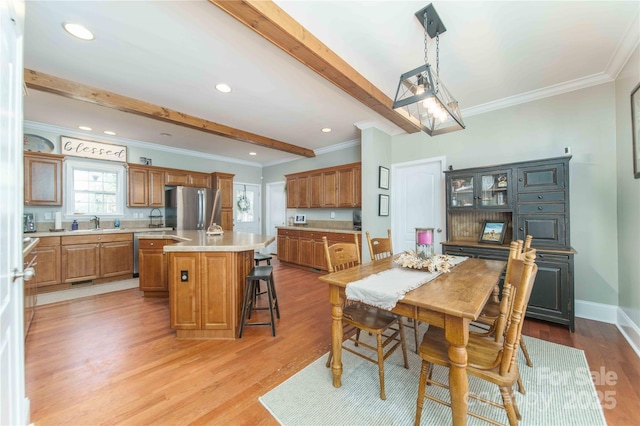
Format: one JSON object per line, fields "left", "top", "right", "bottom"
{"left": 354, "top": 120, "right": 404, "bottom": 136}
{"left": 462, "top": 72, "right": 613, "bottom": 118}
{"left": 23, "top": 120, "right": 262, "bottom": 168}
{"left": 606, "top": 9, "right": 640, "bottom": 79}
{"left": 313, "top": 139, "right": 360, "bottom": 156}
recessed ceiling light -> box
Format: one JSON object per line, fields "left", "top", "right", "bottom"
{"left": 160, "top": 132, "right": 172, "bottom": 137}
{"left": 103, "top": 130, "right": 116, "bottom": 136}
{"left": 249, "top": 152, "right": 257, "bottom": 156}
{"left": 215, "top": 83, "right": 232, "bottom": 93}
{"left": 78, "top": 125, "right": 92, "bottom": 131}
{"left": 63, "top": 23, "right": 94, "bottom": 40}
{"left": 321, "top": 128, "right": 332, "bottom": 133}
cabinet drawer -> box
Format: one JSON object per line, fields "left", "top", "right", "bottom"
{"left": 299, "top": 231, "right": 326, "bottom": 240}
{"left": 517, "top": 162, "right": 566, "bottom": 192}
{"left": 517, "top": 191, "right": 565, "bottom": 203}
{"left": 61, "top": 233, "right": 133, "bottom": 245}
{"left": 326, "top": 232, "right": 358, "bottom": 242}
{"left": 517, "top": 203, "right": 565, "bottom": 214}
{"left": 277, "top": 229, "right": 300, "bottom": 237}
{"left": 37, "top": 236, "right": 60, "bottom": 247}
{"left": 138, "top": 238, "right": 173, "bottom": 249}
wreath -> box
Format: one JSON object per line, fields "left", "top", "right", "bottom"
{"left": 237, "top": 185, "right": 250, "bottom": 212}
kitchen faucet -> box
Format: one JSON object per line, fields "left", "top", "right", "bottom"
{"left": 92, "top": 216, "right": 100, "bottom": 229}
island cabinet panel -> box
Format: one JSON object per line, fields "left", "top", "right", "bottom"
{"left": 24, "top": 152, "right": 64, "bottom": 206}
{"left": 138, "top": 239, "right": 173, "bottom": 296}
{"left": 201, "top": 253, "right": 232, "bottom": 330}
{"left": 169, "top": 252, "right": 201, "bottom": 329}
{"left": 168, "top": 250, "right": 252, "bottom": 339}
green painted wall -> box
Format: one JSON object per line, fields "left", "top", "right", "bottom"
{"left": 391, "top": 84, "right": 619, "bottom": 306}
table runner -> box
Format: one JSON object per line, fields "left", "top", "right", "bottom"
{"left": 345, "top": 255, "right": 468, "bottom": 310}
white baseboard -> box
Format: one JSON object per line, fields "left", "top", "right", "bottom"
{"left": 575, "top": 299, "right": 640, "bottom": 359}
{"left": 575, "top": 299, "right": 618, "bottom": 323}
{"left": 617, "top": 308, "right": 640, "bottom": 358}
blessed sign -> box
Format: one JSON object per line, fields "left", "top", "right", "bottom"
{"left": 61, "top": 136, "right": 127, "bottom": 163}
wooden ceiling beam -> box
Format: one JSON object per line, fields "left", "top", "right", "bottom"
{"left": 209, "top": 0, "right": 421, "bottom": 134}
{"left": 23, "top": 69, "right": 316, "bottom": 158}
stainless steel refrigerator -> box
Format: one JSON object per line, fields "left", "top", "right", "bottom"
{"left": 165, "top": 187, "right": 221, "bottom": 230}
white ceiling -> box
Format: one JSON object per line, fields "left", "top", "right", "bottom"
{"left": 23, "top": 1, "right": 640, "bottom": 167}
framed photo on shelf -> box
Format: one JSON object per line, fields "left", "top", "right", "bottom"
{"left": 631, "top": 82, "right": 640, "bottom": 179}
{"left": 378, "top": 194, "right": 389, "bottom": 216}
{"left": 478, "top": 220, "right": 508, "bottom": 245}
{"left": 378, "top": 166, "right": 389, "bottom": 189}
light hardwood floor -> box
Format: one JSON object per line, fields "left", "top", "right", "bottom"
{"left": 25, "top": 259, "right": 639, "bottom": 425}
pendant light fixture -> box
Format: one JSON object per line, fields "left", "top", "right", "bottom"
{"left": 392, "top": 3, "right": 464, "bottom": 136}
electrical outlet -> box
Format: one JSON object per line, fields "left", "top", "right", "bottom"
{"left": 330, "top": 211, "right": 335, "bottom": 219}
{"left": 44, "top": 212, "right": 52, "bottom": 220}
{"left": 180, "top": 270, "right": 188, "bottom": 282}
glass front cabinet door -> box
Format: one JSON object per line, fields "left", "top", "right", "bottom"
{"left": 448, "top": 170, "right": 511, "bottom": 210}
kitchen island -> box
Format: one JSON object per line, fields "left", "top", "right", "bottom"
{"left": 137, "top": 230, "right": 274, "bottom": 340}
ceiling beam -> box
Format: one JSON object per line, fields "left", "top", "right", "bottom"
{"left": 23, "top": 69, "right": 316, "bottom": 158}
{"left": 209, "top": 0, "right": 421, "bottom": 134}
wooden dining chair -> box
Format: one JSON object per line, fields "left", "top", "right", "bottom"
{"left": 365, "top": 229, "right": 420, "bottom": 354}
{"left": 414, "top": 248, "right": 538, "bottom": 426}
{"left": 472, "top": 235, "right": 534, "bottom": 368}
{"left": 323, "top": 234, "right": 409, "bottom": 400}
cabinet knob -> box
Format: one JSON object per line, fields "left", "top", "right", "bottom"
{"left": 538, "top": 195, "right": 544, "bottom": 199}
{"left": 519, "top": 227, "right": 524, "bottom": 231}
{"left": 519, "top": 178, "right": 523, "bottom": 182}
{"left": 538, "top": 206, "right": 543, "bottom": 210}
{"left": 150, "top": 242, "right": 154, "bottom": 246}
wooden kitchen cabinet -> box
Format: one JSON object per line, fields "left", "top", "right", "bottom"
{"left": 127, "top": 165, "right": 165, "bottom": 207}
{"left": 188, "top": 172, "right": 211, "bottom": 188}
{"left": 24, "top": 152, "right": 64, "bottom": 206}
{"left": 165, "top": 169, "right": 189, "bottom": 186}
{"left": 277, "top": 228, "right": 360, "bottom": 271}
{"left": 168, "top": 250, "right": 253, "bottom": 339}
{"left": 211, "top": 172, "right": 235, "bottom": 231}
{"left": 138, "top": 238, "right": 174, "bottom": 297}
{"left": 61, "top": 233, "right": 133, "bottom": 283}
{"left": 285, "top": 162, "right": 360, "bottom": 208}
{"left": 33, "top": 236, "right": 61, "bottom": 289}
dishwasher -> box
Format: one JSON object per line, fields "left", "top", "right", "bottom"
{"left": 133, "top": 230, "right": 168, "bottom": 277}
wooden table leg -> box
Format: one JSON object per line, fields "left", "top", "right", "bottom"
{"left": 329, "top": 285, "right": 343, "bottom": 387}
{"left": 445, "top": 315, "right": 470, "bottom": 426}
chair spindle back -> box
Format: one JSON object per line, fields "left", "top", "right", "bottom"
{"left": 323, "top": 234, "right": 361, "bottom": 273}
{"left": 366, "top": 229, "right": 393, "bottom": 261}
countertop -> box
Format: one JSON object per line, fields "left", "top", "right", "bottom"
{"left": 25, "top": 227, "right": 173, "bottom": 237}
{"left": 136, "top": 230, "right": 275, "bottom": 253}
{"left": 276, "top": 225, "right": 360, "bottom": 234}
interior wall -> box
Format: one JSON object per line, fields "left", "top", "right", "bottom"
{"left": 391, "top": 83, "right": 619, "bottom": 306}
{"left": 615, "top": 44, "right": 640, "bottom": 331}
{"left": 360, "top": 127, "right": 392, "bottom": 262}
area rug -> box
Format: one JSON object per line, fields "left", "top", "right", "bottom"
{"left": 259, "top": 325, "right": 606, "bottom": 425}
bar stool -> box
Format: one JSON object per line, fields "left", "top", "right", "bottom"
{"left": 254, "top": 252, "right": 272, "bottom": 266}
{"left": 238, "top": 266, "right": 280, "bottom": 337}
{"left": 253, "top": 253, "right": 273, "bottom": 298}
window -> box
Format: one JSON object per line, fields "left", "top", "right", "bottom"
{"left": 64, "top": 159, "right": 125, "bottom": 217}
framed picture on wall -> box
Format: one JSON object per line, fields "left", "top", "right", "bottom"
{"left": 379, "top": 194, "right": 389, "bottom": 216}
{"left": 631, "top": 82, "right": 640, "bottom": 179}
{"left": 378, "top": 166, "right": 389, "bottom": 189}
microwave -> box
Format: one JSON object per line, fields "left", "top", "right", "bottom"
{"left": 23, "top": 213, "right": 36, "bottom": 233}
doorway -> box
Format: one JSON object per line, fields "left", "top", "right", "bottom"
{"left": 265, "top": 181, "right": 286, "bottom": 254}
{"left": 233, "top": 183, "right": 261, "bottom": 234}
{"left": 391, "top": 157, "right": 446, "bottom": 254}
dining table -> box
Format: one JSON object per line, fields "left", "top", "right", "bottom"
{"left": 318, "top": 255, "right": 506, "bottom": 426}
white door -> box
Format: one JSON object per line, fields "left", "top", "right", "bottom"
{"left": 233, "top": 183, "right": 261, "bottom": 234}
{"left": 1, "top": 0, "right": 28, "bottom": 424}
{"left": 391, "top": 157, "right": 446, "bottom": 254}
{"left": 265, "top": 182, "right": 286, "bottom": 255}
